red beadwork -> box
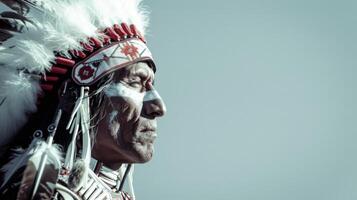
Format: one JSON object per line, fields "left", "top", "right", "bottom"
{"left": 89, "top": 37, "right": 103, "bottom": 48}
{"left": 77, "top": 50, "right": 86, "bottom": 58}
{"left": 121, "top": 42, "right": 139, "bottom": 58}
{"left": 102, "top": 34, "right": 111, "bottom": 44}
{"left": 106, "top": 27, "right": 120, "bottom": 41}
{"left": 55, "top": 57, "right": 75, "bottom": 66}
{"left": 121, "top": 23, "right": 133, "bottom": 36}
{"left": 40, "top": 84, "right": 53, "bottom": 91}
{"left": 114, "top": 24, "right": 127, "bottom": 38}
{"left": 128, "top": 24, "right": 145, "bottom": 43}
{"left": 81, "top": 42, "right": 94, "bottom": 52}
{"left": 51, "top": 66, "right": 68, "bottom": 74}
{"left": 136, "top": 29, "right": 146, "bottom": 43}
{"left": 44, "top": 76, "right": 59, "bottom": 82}
{"left": 78, "top": 65, "right": 95, "bottom": 80}
{"left": 70, "top": 50, "right": 86, "bottom": 58}
{"left": 42, "top": 24, "right": 149, "bottom": 96}
{"left": 130, "top": 24, "right": 138, "bottom": 36}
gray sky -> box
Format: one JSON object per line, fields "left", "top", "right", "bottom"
{"left": 134, "top": 1, "right": 357, "bottom": 200}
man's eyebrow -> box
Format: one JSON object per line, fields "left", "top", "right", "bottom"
{"left": 132, "top": 68, "right": 153, "bottom": 80}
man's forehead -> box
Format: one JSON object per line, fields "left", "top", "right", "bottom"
{"left": 125, "top": 62, "right": 155, "bottom": 79}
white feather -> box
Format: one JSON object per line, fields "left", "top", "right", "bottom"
{"left": 0, "top": 69, "right": 40, "bottom": 147}
{"left": 0, "top": 147, "right": 28, "bottom": 188}
{"left": 0, "top": 140, "right": 63, "bottom": 188}
{"left": 128, "top": 164, "right": 135, "bottom": 199}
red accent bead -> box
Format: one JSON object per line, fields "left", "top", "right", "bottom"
{"left": 43, "top": 76, "right": 59, "bottom": 82}
{"left": 77, "top": 50, "right": 86, "bottom": 58}
{"left": 114, "top": 24, "right": 127, "bottom": 38}
{"left": 60, "top": 168, "right": 70, "bottom": 176}
{"left": 121, "top": 23, "right": 133, "bottom": 36}
{"left": 55, "top": 57, "right": 75, "bottom": 66}
{"left": 89, "top": 37, "right": 103, "bottom": 48}
{"left": 81, "top": 42, "right": 94, "bottom": 52}
{"left": 130, "top": 24, "right": 138, "bottom": 36}
{"left": 134, "top": 28, "right": 146, "bottom": 43}
{"left": 105, "top": 27, "right": 120, "bottom": 41}
{"left": 70, "top": 50, "right": 86, "bottom": 58}
{"left": 51, "top": 66, "right": 68, "bottom": 74}
{"left": 102, "top": 34, "right": 111, "bottom": 44}
{"left": 40, "top": 84, "right": 53, "bottom": 91}
{"left": 129, "top": 24, "right": 146, "bottom": 43}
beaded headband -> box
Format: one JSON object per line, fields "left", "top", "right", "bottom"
{"left": 41, "top": 23, "right": 155, "bottom": 92}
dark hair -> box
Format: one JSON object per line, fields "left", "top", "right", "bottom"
{"left": 87, "top": 72, "right": 115, "bottom": 143}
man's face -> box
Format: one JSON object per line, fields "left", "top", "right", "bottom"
{"left": 92, "top": 62, "right": 166, "bottom": 168}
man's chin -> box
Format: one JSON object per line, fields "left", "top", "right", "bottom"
{"left": 132, "top": 142, "right": 154, "bottom": 163}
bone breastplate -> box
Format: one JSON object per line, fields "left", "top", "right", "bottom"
{"left": 56, "top": 159, "right": 133, "bottom": 200}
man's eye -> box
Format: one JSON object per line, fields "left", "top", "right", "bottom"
{"left": 128, "top": 81, "right": 142, "bottom": 88}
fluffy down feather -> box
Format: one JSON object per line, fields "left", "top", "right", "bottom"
{"left": 0, "top": 69, "right": 40, "bottom": 147}
{"left": 0, "top": 0, "right": 149, "bottom": 147}
{"left": 68, "top": 159, "right": 88, "bottom": 190}
{"left": 0, "top": 140, "right": 63, "bottom": 188}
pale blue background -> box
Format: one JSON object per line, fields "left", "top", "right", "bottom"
{"left": 135, "top": 1, "right": 357, "bottom": 200}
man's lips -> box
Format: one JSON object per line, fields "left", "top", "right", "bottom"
{"left": 139, "top": 122, "right": 157, "bottom": 132}
{"left": 136, "top": 126, "right": 157, "bottom": 144}
{"left": 140, "top": 127, "right": 157, "bottom": 132}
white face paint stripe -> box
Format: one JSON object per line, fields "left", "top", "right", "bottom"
{"left": 109, "top": 110, "right": 118, "bottom": 124}
{"left": 104, "top": 83, "right": 163, "bottom": 103}
{"left": 104, "top": 83, "right": 145, "bottom": 102}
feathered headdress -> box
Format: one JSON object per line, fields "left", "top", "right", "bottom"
{"left": 0, "top": 0, "right": 154, "bottom": 147}
{"left": 0, "top": 1, "right": 155, "bottom": 194}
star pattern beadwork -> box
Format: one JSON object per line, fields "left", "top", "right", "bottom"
{"left": 121, "top": 43, "right": 139, "bottom": 58}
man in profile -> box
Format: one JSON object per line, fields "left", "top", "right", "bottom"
{"left": 0, "top": 0, "right": 166, "bottom": 199}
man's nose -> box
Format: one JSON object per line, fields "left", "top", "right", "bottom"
{"left": 142, "top": 97, "right": 166, "bottom": 119}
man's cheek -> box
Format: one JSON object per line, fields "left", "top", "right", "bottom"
{"left": 118, "top": 97, "right": 142, "bottom": 122}
{"left": 104, "top": 83, "right": 144, "bottom": 121}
